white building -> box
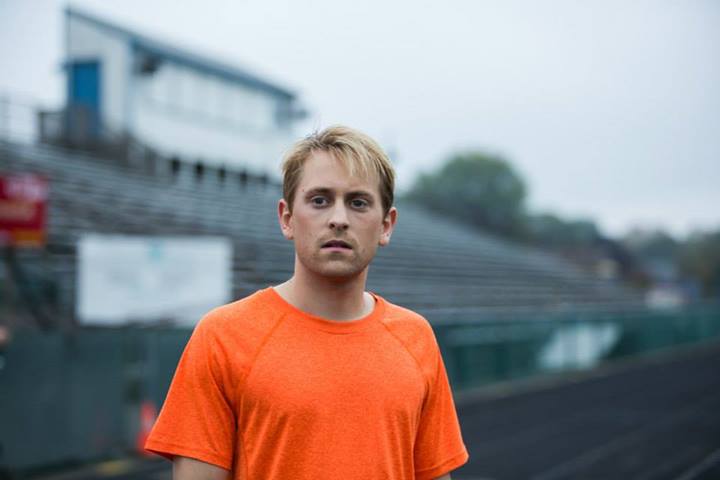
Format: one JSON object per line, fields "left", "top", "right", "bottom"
{"left": 64, "top": 8, "right": 304, "bottom": 176}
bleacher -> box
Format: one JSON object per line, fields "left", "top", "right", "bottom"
{"left": 0, "top": 139, "right": 642, "bottom": 328}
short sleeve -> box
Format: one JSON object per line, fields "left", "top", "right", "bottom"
{"left": 414, "top": 341, "right": 469, "bottom": 480}
{"left": 145, "top": 316, "right": 236, "bottom": 470}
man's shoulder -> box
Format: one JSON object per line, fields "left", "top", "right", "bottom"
{"left": 378, "top": 296, "right": 440, "bottom": 368}
{"left": 195, "top": 288, "right": 282, "bottom": 340}
{"left": 379, "top": 296, "right": 435, "bottom": 337}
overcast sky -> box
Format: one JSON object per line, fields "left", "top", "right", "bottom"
{"left": 1, "top": 0, "right": 718, "bottom": 237}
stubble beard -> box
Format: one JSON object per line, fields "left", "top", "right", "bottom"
{"left": 300, "top": 248, "right": 373, "bottom": 281}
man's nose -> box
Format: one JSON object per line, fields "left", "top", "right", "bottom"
{"left": 328, "top": 203, "right": 349, "bottom": 231}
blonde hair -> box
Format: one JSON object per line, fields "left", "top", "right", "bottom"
{"left": 281, "top": 125, "right": 395, "bottom": 215}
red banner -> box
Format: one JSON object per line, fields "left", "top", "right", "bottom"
{"left": 0, "top": 174, "right": 48, "bottom": 248}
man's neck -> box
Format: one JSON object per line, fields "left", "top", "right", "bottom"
{"left": 274, "top": 266, "right": 374, "bottom": 322}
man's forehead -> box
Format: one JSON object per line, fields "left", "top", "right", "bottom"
{"left": 298, "top": 151, "right": 380, "bottom": 194}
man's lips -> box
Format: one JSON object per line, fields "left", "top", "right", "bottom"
{"left": 321, "top": 240, "right": 353, "bottom": 249}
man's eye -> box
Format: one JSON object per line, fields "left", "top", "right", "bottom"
{"left": 351, "top": 199, "right": 369, "bottom": 209}
{"left": 311, "top": 196, "right": 328, "bottom": 206}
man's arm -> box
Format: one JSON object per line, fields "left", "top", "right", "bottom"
{"left": 173, "top": 456, "right": 230, "bottom": 480}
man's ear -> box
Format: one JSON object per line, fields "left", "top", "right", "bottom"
{"left": 278, "top": 199, "right": 293, "bottom": 240}
{"left": 378, "top": 207, "right": 398, "bottom": 247}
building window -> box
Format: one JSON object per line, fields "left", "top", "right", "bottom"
{"left": 149, "top": 63, "right": 172, "bottom": 106}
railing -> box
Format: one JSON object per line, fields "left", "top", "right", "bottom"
{"left": 0, "top": 95, "right": 40, "bottom": 144}
{"left": 434, "top": 303, "right": 720, "bottom": 390}
{"left": 0, "top": 92, "right": 149, "bottom": 170}
{"left": 1, "top": 92, "right": 273, "bottom": 185}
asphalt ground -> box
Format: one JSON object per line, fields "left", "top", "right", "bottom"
{"left": 23, "top": 340, "right": 720, "bottom": 480}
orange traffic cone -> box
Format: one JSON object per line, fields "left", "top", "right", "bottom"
{"left": 136, "top": 400, "right": 158, "bottom": 456}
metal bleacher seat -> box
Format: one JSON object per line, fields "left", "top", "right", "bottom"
{"left": 0, "top": 139, "right": 642, "bottom": 325}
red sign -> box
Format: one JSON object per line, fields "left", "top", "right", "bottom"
{"left": 0, "top": 174, "right": 48, "bottom": 248}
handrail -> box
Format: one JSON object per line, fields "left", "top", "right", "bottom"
{"left": 1, "top": 247, "right": 57, "bottom": 330}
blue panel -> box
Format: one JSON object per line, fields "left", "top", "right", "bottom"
{"left": 70, "top": 62, "right": 100, "bottom": 111}
{"left": 68, "top": 61, "right": 101, "bottom": 136}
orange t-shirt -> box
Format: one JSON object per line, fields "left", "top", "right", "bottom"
{"left": 145, "top": 288, "right": 468, "bottom": 479}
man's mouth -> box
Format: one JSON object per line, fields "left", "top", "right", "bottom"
{"left": 321, "top": 240, "right": 353, "bottom": 249}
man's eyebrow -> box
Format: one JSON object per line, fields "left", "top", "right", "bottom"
{"left": 346, "top": 190, "right": 375, "bottom": 198}
{"left": 303, "top": 188, "right": 375, "bottom": 198}
{"left": 304, "top": 187, "right": 333, "bottom": 197}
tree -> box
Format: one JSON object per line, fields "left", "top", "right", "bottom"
{"left": 622, "top": 228, "right": 680, "bottom": 262}
{"left": 405, "top": 151, "right": 527, "bottom": 236}
{"left": 525, "top": 213, "right": 600, "bottom": 247}
{"left": 678, "top": 229, "right": 720, "bottom": 298}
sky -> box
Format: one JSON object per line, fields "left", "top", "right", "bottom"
{"left": 1, "top": 0, "right": 719, "bottom": 238}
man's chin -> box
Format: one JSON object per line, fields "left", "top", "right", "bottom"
{"left": 318, "top": 267, "right": 366, "bottom": 280}
{"left": 312, "top": 261, "right": 369, "bottom": 280}
{"left": 297, "top": 255, "right": 371, "bottom": 281}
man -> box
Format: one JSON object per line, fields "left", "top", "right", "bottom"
{"left": 146, "top": 126, "right": 469, "bottom": 479}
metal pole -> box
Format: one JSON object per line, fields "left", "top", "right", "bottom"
{"left": 0, "top": 95, "right": 9, "bottom": 140}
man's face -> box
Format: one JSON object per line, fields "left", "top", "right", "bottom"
{"left": 278, "top": 150, "right": 397, "bottom": 280}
